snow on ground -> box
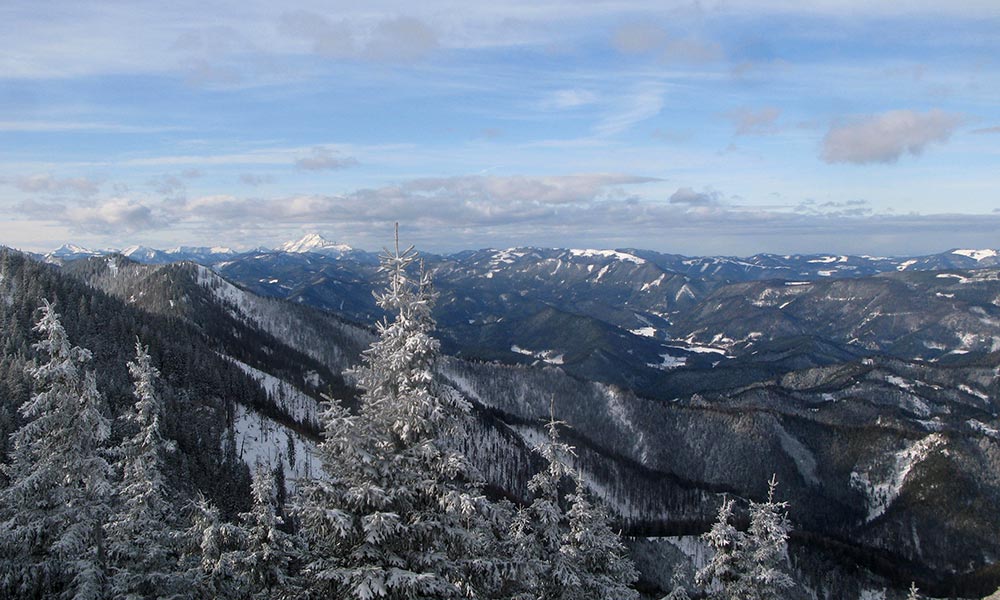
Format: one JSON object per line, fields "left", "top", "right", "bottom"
{"left": 569, "top": 248, "right": 646, "bottom": 264}
{"left": 952, "top": 249, "right": 998, "bottom": 261}
{"left": 958, "top": 384, "right": 990, "bottom": 402}
{"left": 850, "top": 433, "right": 944, "bottom": 522}
{"left": 647, "top": 353, "right": 687, "bottom": 370}
{"left": 665, "top": 341, "right": 728, "bottom": 355}
{"left": 641, "top": 274, "right": 665, "bottom": 291}
{"left": 968, "top": 419, "right": 1000, "bottom": 438}
{"left": 232, "top": 403, "right": 320, "bottom": 490}
{"left": 510, "top": 345, "right": 565, "bottom": 365}
{"left": 222, "top": 354, "right": 319, "bottom": 426}
{"left": 630, "top": 326, "right": 657, "bottom": 337}
{"left": 897, "top": 259, "right": 917, "bottom": 271}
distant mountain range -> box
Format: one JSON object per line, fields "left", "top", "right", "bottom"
{"left": 5, "top": 233, "right": 1000, "bottom": 596}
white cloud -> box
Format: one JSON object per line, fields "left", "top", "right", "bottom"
{"left": 728, "top": 107, "right": 782, "bottom": 135}
{"left": 66, "top": 198, "right": 163, "bottom": 233}
{"left": 594, "top": 85, "right": 665, "bottom": 137}
{"left": 295, "top": 147, "right": 359, "bottom": 171}
{"left": 821, "top": 109, "right": 964, "bottom": 164}
{"left": 539, "top": 89, "right": 599, "bottom": 110}
{"left": 7, "top": 174, "right": 101, "bottom": 196}
{"left": 669, "top": 187, "right": 722, "bottom": 206}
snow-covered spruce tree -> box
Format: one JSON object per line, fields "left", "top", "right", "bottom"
{"left": 660, "top": 571, "right": 691, "bottom": 600}
{"left": 294, "top": 227, "right": 495, "bottom": 599}
{"left": 107, "top": 339, "right": 188, "bottom": 599}
{"left": 695, "top": 475, "right": 794, "bottom": 600}
{"left": 228, "top": 464, "right": 303, "bottom": 599}
{"left": 509, "top": 413, "right": 577, "bottom": 599}
{"left": 695, "top": 497, "right": 748, "bottom": 600}
{"left": 560, "top": 471, "right": 639, "bottom": 599}
{"left": 0, "top": 300, "right": 112, "bottom": 600}
{"left": 511, "top": 410, "right": 638, "bottom": 600}
{"left": 743, "top": 475, "right": 794, "bottom": 599}
{"left": 906, "top": 582, "right": 921, "bottom": 600}
{"left": 179, "top": 496, "right": 244, "bottom": 599}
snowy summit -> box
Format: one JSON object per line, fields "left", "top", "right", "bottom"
{"left": 951, "top": 249, "right": 998, "bottom": 261}
{"left": 278, "top": 233, "right": 353, "bottom": 255}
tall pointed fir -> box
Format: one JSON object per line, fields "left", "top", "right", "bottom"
{"left": 0, "top": 300, "right": 112, "bottom": 600}
{"left": 561, "top": 470, "right": 639, "bottom": 599}
{"left": 743, "top": 475, "right": 794, "bottom": 599}
{"left": 512, "top": 409, "right": 638, "bottom": 600}
{"left": 106, "top": 340, "right": 187, "bottom": 599}
{"left": 695, "top": 497, "right": 748, "bottom": 600}
{"left": 294, "top": 226, "right": 494, "bottom": 599}
{"left": 695, "top": 476, "right": 794, "bottom": 600}
{"left": 228, "top": 464, "right": 303, "bottom": 599}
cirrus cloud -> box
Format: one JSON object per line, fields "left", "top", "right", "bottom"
{"left": 821, "top": 109, "right": 964, "bottom": 165}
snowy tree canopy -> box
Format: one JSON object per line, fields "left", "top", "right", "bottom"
{"left": 294, "top": 227, "right": 496, "bottom": 600}
{"left": 0, "top": 300, "right": 112, "bottom": 600}
{"left": 695, "top": 475, "right": 795, "bottom": 600}
{"left": 106, "top": 339, "right": 189, "bottom": 600}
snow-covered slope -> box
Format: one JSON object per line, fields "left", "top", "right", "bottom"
{"left": 278, "top": 233, "right": 353, "bottom": 255}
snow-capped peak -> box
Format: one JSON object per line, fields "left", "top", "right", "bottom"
{"left": 278, "top": 233, "right": 352, "bottom": 255}
{"left": 951, "top": 248, "right": 998, "bottom": 261}
{"left": 50, "top": 243, "right": 102, "bottom": 257}
{"left": 568, "top": 248, "right": 646, "bottom": 265}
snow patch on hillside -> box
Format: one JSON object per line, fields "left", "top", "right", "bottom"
{"left": 850, "top": 433, "right": 944, "bottom": 522}
{"left": 952, "top": 249, "right": 998, "bottom": 261}
{"left": 511, "top": 345, "right": 564, "bottom": 365}
{"left": 647, "top": 353, "right": 687, "bottom": 370}
{"left": 222, "top": 355, "right": 319, "bottom": 426}
{"left": 569, "top": 248, "right": 646, "bottom": 264}
{"left": 231, "top": 404, "right": 319, "bottom": 489}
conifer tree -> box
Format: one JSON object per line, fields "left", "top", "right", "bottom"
{"left": 906, "top": 582, "right": 921, "bottom": 600}
{"left": 180, "top": 496, "right": 244, "bottom": 600}
{"left": 561, "top": 472, "right": 639, "bottom": 599}
{"left": 661, "top": 571, "right": 691, "bottom": 600}
{"left": 744, "top": 475, "right": 794, "bottom": 599}
{"left": 512, "top": 407, "right": 638, "bottom": 600}
{"left": 695, "top": 476, "right": 794, "bottom": 600}
{"left": 229, "top": 464, "right": 302, "bottom": 599}
{"left": 294, "top": 226, "right": 493, "bottom": 599}
{"left": 696, "top": 497, "right": 749, "bottom": 599}
{"left": 107, "top": 340, "right": 186, "bottom": 599}
{"left": 0, "top": 300, "right": 112, "bottom": 600}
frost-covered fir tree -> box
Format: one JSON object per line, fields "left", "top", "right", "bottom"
{"left": 512, "top": 408, "right": 638, "bottom": 600}
{"left": 0, "top": 300, "right": 112, "bottom": 600}
{"left": 743, "top": 475, "right": 794, "bottom": 599}
{"left": 696, "top": 497, "right": 749, "bottom": 599}
{"left": 560, "top": 471, "right": 639, "bottom": 600}
{"left": 229, "top": 464, "right": 302, "bottom": 599}
{"left": 695, "top": 476, "right": 794, "bottom": 600}
{"left": 179, "top": 496, "right": 244, "bottom": 600}
{"left": 510, "top": 413, "right": 577, "bottom": 598}
{"left": 906, "top": 582, "right": 921, "bottom": 600}
{"left": 294, "top": 227, "right": 494, "bottom": 599}
{"left": 107, "top": 340, "right": 187, "bottom": 599}
{"left": 661, "top": 571, "right": 691, "bottom": 600}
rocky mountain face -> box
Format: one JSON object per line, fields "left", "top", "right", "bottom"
{"left": 17, "top": 236, "right": 1000, "bottom": 597}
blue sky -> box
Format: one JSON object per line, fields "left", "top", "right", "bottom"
{"left": 1, "top": 1, "right": 999, "bottom": 255}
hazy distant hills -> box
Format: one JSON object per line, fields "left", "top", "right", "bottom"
{"left": 36, "top": 235, "right": 1000, "bottom": 400}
